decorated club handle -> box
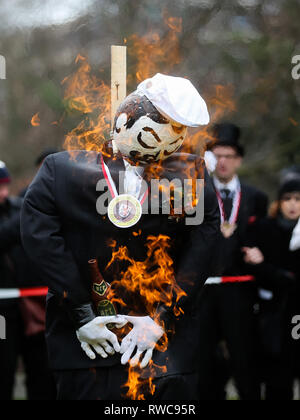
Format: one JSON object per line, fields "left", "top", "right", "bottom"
{"left": 88, "top": 259, "right": 117, "bottom": 328}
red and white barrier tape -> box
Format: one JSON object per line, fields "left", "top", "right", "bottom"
{"left": 0, "top": 287, "right": 48, "bottom": 300}
{"left": 205, "top": 275, "right": 255, "bottom": 285}
{"left": 0, "top": 277, "right": 255, "bottom": 299}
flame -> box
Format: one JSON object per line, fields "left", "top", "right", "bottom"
{"left": 128, "top": 11, "right": 182, "bottom": 84}
{"left": 123, "top": 366, "right": 155, "bottom": 401}
{"left": 107, "top": 235, "right": 186, "bottom": 321}
{"left": 123, "top": 362, "right": 168, "bottom": 400}
{"left": 62, "top": 55, "right": 111, "bottom": 154}
{"left": 31, "top": 113, "right": 40, "bottom": 127}
{"left": 184, "top": 85, "right": 236, "bottom": 156}
{"left": 105, "top": 235, "right": 185, "bottom": 399}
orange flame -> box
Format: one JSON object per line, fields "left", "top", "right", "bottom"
{"left": 123, "top": 366, "right": 155, "bottom": 401}
{"left": 123, "top": 362, "right": 168, "bottom": 400}
{"left": 128, "top": 13, "right": 182, "bottom": 84}
{"left": 184, "top": 85, "right": 236, "bottom": 156}
{"left": 62, "top": 55, "right": 111, "bottom": 154}
{"left": 106, "top": 235, "right": 185, "bottom": 399}
{"left": 31, "top": 113, "right": 40, "bottom": 127}
{"left": 107, "top": 235, "right": 186, "bottom": 321}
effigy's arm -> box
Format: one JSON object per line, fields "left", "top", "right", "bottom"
{"left": 20, "top": 155, "right": 95, "bottom": 330}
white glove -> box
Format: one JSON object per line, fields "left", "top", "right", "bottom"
{"left": 204, "top": 151, "right": 217, "bottom": 174}
{"left": 120, "top": 316, "right": 164, "bottom": 369}
{"left": 76, "top": 315, "right": 128, "bottom": 360}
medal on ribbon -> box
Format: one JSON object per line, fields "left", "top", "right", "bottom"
{"left": 101, "top": 156, "right": 148, "bottom": 229}
{"left": 108, "top": 194, "right": 143, "bottom": 229}
{"left": 216, "top": 183, "right": 242, "bottom": 239}
{"left": 221, "top": 221, "right": 238, "bottom": 238}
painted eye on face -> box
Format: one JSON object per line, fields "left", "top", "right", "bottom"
{"left": 137, "top": 126, "right": 163, "bottom": 150}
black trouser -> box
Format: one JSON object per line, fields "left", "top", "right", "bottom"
{"left": 22, "top": 333, "right": 57, "bottom": 400}
{"left": 0, "top": 310, "right": 56, "bottom": 400}
{"left": 197, "top": 284, "right": 260, "bottom": 400}
{"left": 55, "top": 366, "right": 199, "bottom": 401}
{"left": 0, "top": 311, "right": 20, "bottom": 400}
{"left": 258, "top": 298, "right": 295, "bottom": 401}
{"left": 263, "top": 362, "right": 294, "bottom": 401}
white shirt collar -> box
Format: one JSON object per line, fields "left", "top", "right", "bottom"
{"left": 123, "top": 159, "right": 145, "bottom": 177}
{"left": 213, "top": 175, "right": 240, "bottom": 193}
{"left": 290, "top": 218, "right": 300, "bottom": 251}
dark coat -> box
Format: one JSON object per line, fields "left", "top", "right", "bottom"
{"left": 211, "top": 182, "right": 269, "bottom": 276}
{"left": 21, "top": 150, "right": 220, "bottom": 373}
{"left": 0, "top": 196, "right": 48, "bottom": 334}
{"left": 0, "top": 197, "right": 23, "bottom": 315}
{"left": 246, "top": 216, "right": 300, "bottom": 358}
{"left": 246, "top": 216, "right": 300, "bottom": 292}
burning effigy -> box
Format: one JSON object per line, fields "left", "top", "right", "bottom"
{"left": 21, "top": 69, "right": 221, "bottom": 400}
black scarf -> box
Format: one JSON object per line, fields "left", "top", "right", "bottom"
{"left": 277, "top": 214, "right": 297, "bottom": 233}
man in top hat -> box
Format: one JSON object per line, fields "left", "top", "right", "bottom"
{"left": 197, "top": 123, "right": 269, "bottom": 400}
{"left": 21, "top": 74, "right": 220, "bottom": 400}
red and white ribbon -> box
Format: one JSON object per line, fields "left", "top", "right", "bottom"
{"left": 101, "top": 155, "right": 149, "bottom": 205}
{"left": 216, "top": 183, "right": 242, "bottom": 225}
{"left": 205, "top": 276, "right": 255, "bottom": 285}
{"left": 0, "top": 287, "right": 48, "bottom": 300}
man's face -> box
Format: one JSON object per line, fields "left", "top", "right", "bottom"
{"left": 0, "top": 184, "right": 9, "bottom": 205}
{"left": 213, "top": 146, "right": 242, "bottom": 182}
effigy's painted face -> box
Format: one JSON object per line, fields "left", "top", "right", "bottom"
{"left": 113, "top": 93, "right": 187, "bottom": 164}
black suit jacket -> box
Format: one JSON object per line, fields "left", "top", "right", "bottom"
{"left": 246, "top": 217, "right": 300, "bottom": 294}
{"left": 21, "top": 150, "right": 220, "bottom": 373}
{"left": 211, "top": 182, "right": 269, "bottom": 276}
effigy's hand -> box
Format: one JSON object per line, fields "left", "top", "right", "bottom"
{"left": 76, "top": 315, "right": 128, "bottom": 360}
{"left": 120, "top": 316, "right": 164, "bottom": 369}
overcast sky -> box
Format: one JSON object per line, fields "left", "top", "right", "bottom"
{"left": 0, "top": 0, "right": 97, "bottom": 33}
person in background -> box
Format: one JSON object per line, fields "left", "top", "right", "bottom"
{"left": 0, "top": 160, "right": 56, "bottom": 400}
{"left": 243, "top": 178, "right": 300, "bottom": 400}
{"left": 197, "top": 123, "right": 268, "bottom": 400}
{"left": 0, "top": 161, "right": 23, "bottom": 400}
{"left": 19, "top": 148, "right": 59, "bottom": 198}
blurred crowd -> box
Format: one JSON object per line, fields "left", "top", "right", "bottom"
{"left": 199, "top": 124, "right": 300, "bottom": 401}
{"left": 0, "top": 124, "right": 299, "bottom": 400}
{"left": 0, "top": 149, "right": 58, "bottom": 401}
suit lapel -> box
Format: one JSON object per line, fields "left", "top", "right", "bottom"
{"left": 102, "top": 152, "right": 125, "bottom": 195}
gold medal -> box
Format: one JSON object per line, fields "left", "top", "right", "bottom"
{"left": 221, "top": 222, "right": 237, "bottom": 238}
{"left": 108, "top": 194, "right": 142, "bottom": 229}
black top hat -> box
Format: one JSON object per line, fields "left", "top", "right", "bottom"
{"left": 210, "top": 123, "right": 244, "bottom": 157}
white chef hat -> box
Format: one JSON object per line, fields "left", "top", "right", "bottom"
{"left": 136, "top": 73, "right": 210, "bottom": 128}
